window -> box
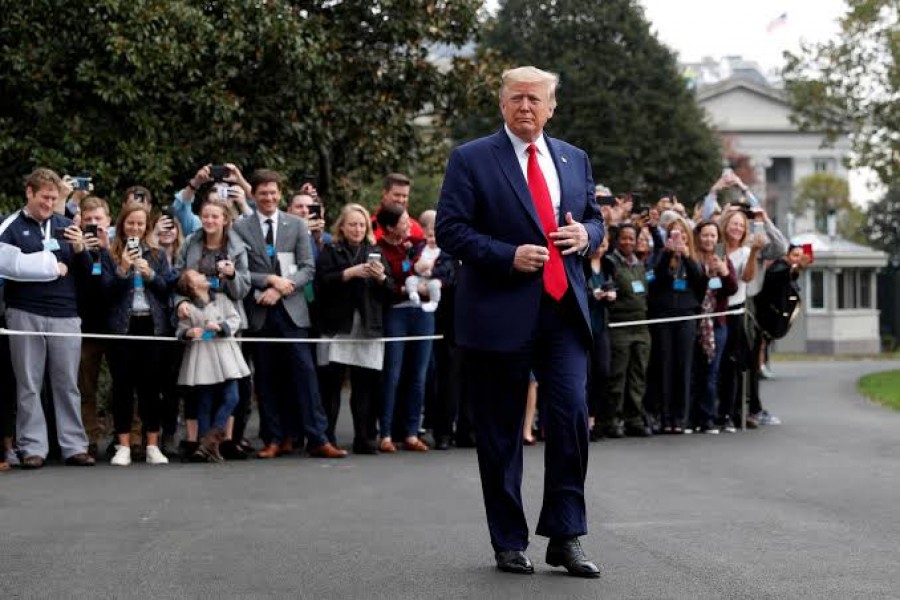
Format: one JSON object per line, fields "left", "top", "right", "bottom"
{"left": 814, "top": 157, "right": 836, "bottom": 173}
{"left": 836, "top": 269, "right": 873, "bottom": 309}
{"left": 809, "top": 270, "right": 825, "bottom": 309}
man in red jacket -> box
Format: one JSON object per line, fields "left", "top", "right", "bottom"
{"left": 372, "top": 173, "right": 424, "bottom": 244}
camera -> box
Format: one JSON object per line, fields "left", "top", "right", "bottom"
{"left": 83, "top": 223, "right": 99, "bottom": 237}
{"left": 309, "top": 203, "right": 322, "bottom": 219}
{"left": 210, "top": 164, "right": 229, "bottom": 182}
{"left": 133, "top": 190, "right": 147, "bottom": 204}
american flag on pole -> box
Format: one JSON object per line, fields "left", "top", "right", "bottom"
{"left": 766, "top": 12, "right": 788, "bottom": 33}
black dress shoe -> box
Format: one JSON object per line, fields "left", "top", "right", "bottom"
{"left": 495, "top": 550, "right": 534, "bottom": 574}
{"left": 434, "top": 435, "right": 451, "bottom": 451}
{"left": 546, "top": 538, "right": 601, "bottom": 578}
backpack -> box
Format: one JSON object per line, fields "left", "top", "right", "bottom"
{"left": 754, "top": 259, "right": 801, "bottom": 340}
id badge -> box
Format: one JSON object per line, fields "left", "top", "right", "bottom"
{"left": 265, "top": 244, "right": 276, "bottom": 258}
{"left": 201, "top": 330, "right": 215, "bottom": 341}
{"left": 91, "top": 262, "right": 102, "bottom": 276}
{"left": 43, "top": 238, "right": 61, "bottom": 252}
{"left": 708, "top": 277, "right": 723, "bottom": 290}
{"left": 207, "top": 275, "right": 220, "bottom": 290}
{"left": 673, "top": 278, "right": 687, "bottom": 292}
{"left": 631, "top": 280, "right": 646, "bottom": 294}
{"left": 645, "top": 270, "right": 655, "bottom": 283}
{"left": 402, "top": 259, "right": 411, "bottom": 273}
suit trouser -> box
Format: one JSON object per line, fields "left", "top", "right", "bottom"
{"left": 6, "top": 308, "right": 88, "bottom": 459}
{"left": 467, "top": 293, "right": 589, "bottom": 552}
{"left": 605, "top": 325, "right": 650, "bottom": 428}
{"left": 253, "top": 304, "right": 329, "bottom": 447}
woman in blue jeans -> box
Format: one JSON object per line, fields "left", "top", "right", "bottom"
{"left": 376, "top": 205, "right": 433, "bottom": 453}
{"left": 690, "top": 220, "right": 738, "bottom": 433}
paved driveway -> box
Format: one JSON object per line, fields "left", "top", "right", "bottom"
{"left": 1, "top": 360, "right": 899, "bottom": 599}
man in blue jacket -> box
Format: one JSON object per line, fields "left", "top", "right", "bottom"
{"left": 0, "top": 168, "right": 95, "bottom": 469}
{"left": 436, "top": 66, "right": 604, "bottom": 577}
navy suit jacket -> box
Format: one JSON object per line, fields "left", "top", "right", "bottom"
{"left": 436, "top": 129, "right": 604, "bottom": 352}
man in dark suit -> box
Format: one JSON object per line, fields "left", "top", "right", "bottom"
{"left": 436, "top": 66, "right": 604, "bottom": 577}
{"left": 233, "top": 169, "right": 346, "bottom": 459}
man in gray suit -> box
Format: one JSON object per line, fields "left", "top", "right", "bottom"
{"left": 233, "top": 169, "right": 346, "bottom": 459}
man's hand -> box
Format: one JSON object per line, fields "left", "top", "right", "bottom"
{"left": 549, "top": 212, "right": 588, "bottom": 255}
{"left": 300, "top": 182, "right": 319, "bottom": 201}
{"left": 513, "top": 244, "right": 550, "bottom": 273}
{"left": 256, "top": 288, "right": 282, "bottom": 306}
{"left": 224, "top": 163, "right": 252, "bottom": 195}
{"left": 266, "top": 275, "right": 295, "bottom": 296}
{"left": 64, "top": 225, "right": 85, "bottom": 254}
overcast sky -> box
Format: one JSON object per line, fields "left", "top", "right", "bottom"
{"left": 637, "top": 0, "right": 846, "bottom": 75}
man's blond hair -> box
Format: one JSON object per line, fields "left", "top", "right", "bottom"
{"left": 499, "top": 66, "right": 559, "bottom": 109}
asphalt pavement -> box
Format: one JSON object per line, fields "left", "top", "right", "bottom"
{"left": 1, "top": 360, "right": 899, "bottom": 599}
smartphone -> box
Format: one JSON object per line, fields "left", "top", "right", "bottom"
{"left": 750, "top": 221, "right": 764, "bottom": 235}
{"left": 53, "top": 227, "right": 68, "bottom": 241}
{"left": 83, "top": 223, "right": 98, "bottom": 237}
{"left": 159, "top": 205, "right": 177, "bottom": 230}
{"left": 367, "top": 252, "right": 382, "bottom": 264}
{"left": 126, "top": 236, "right": 141, "bottom": 255}
{"left": 133, "top": 190, "right": 147, "bottom": 204}
{"left": 802, "top": 243, "right": 815, "bottom": 264}
{"left": 670, "top": 229, "right": 682, "bottom": 242}
{"left": 714, "top": 242, "right": 725, "bottom": 258}
{"left": 308, "top": 203, "right": 322, "bottom": 219}
{"left": 596, "top": 195, "right": 617, "bottom": 207}
{"left": 74, "top": 174, "right": 91, "bottom": 191}
{"left": 214, "top": 183, "right": 230, "bottom": 202}
{"left": 301, "top": 173, "right": 317, "bottom": 188}
{"left": 210, "top": 164, "right": 229, "bottom": 181}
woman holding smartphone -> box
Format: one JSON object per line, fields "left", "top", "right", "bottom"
{"left": 174, "top": 194, "right": 251, "bottom": 460}
{"left": 315, "top": 203, "right": 394, "bottom": 454}
{"left": 645, "top": 216, "right": 708, "bottom": 434}
{"left": 101, "top": 203, "right": 173, "bottom": 466}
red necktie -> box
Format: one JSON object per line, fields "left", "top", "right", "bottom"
{"left": 526, "top": 143, "right": 568, "bottom": 300}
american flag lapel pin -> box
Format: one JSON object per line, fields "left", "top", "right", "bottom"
{"left": 561, "top": 155, "right": 568, "bottom": 164}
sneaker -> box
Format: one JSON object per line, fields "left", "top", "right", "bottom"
{"left": 757, "top": 410, "right": 782, "bottom": 426}
{"left": 145, "top": 445, "right": 169, "bottom": 465}
{"left": 698, "top": 421, "right": 720, "bottom": 435}
{"left": 721, "top": 417, "right": 737, "bottom": 433}
{"left": 759, "top": 364, "right": 775, "bottom": 380}
{"left": 110, "top": 445, "right": 132, "bottom": 466}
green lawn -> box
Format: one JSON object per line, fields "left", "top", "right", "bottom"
{"left": 858, "top": 370, "right": 900, "bottom": 411}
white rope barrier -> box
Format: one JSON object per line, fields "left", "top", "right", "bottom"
{"left": 608, "top": 307, "right": 746, "bottom": 329}
{"left": 0, "top": 328, "right": 442, "bottom": 344}
{"left": 0, "top": 308, "right": 746, "bottom": 343}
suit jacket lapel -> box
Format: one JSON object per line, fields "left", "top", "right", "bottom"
{"left": 490, "top": 131, "right": 545, "bottom": 238}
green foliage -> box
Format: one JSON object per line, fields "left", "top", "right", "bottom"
{"left": 783, "top": 0, "right": 900, "bottom": 184}
{"left": 862, "top": 185, "right": 900, "bottom": 262}
{"left": 0, "top": 0, "right": 483, "bottom": 214}
{"left": 462, "top": 0, "right": 722, "bottom": 200}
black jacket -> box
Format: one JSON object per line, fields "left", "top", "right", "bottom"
{"left": 647, "top": 252, "right": 708, "bottom": 318}
{"left": 315, "top": 240, "right": 395, "bottom": 337}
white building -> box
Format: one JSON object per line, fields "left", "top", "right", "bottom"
{"left": 691, "top": 58, "right": 886, "bottom": 354}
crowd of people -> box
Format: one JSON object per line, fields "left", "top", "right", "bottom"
{"left": 0, "top": 162, "right": 806, "bottom": 472}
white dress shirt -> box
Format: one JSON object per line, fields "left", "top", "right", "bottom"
{"left": 505, "top": 125, "right": 562, "bottom": 223}
{"left": 257, "top": 209, "right": 279, "bottom": 247}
